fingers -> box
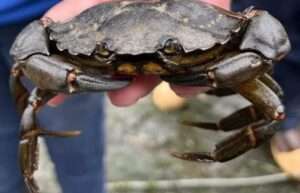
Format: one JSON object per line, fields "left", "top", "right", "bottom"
{"left": 44, "top": 0, "right": 112, "bottom": 22}
{"left": 108, "top": 75, "right": 161, "bottom": 107}
{"left": 108, "top": 77, "right": 210, "bottom": 107}
{"left": 44, "top": 0, "right": 230, "bottom": 23}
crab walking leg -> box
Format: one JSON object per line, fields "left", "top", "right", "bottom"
{"left": 183, "top": 75, "right": 284, "bottom": 131}
{"left": 236, "top": 79, "right": 285, "bottom": 120}
{"left": 172, "top": 121, "right": 279, "bottom": 162}
{"left": 259, "top": 73, "right": 284, "bottom": 98}
{"left": 173, "top": 79, "right": 284, "bottom": 162}
{"left": 182, "top": 75, "right": 283, "bottom": 130}
{"left": 20, "top": 88, "right": 80, "bottom": 193}
{"left": 10, "top": 63, "right": 30, "bottom": 113}
{"left": 179, "top": 75, "right": 284, "bottom": 132}
{"left": 23, "top": 54, "right": 131, "bottom": 94}
{"left": 183, "top": 78, "right": 285, "bottom": 132}
{"left": 182, "top": 105, "right": 265, "bottom": 132}
{"left": 11, "top": 54, "right": 130, "bottom": 193}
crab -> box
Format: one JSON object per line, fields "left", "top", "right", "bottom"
{"left": 9, "top": 0, "right": 290, "bottom": 192}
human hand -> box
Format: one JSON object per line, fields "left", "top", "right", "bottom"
{"left": 46, "top": 0, "right": 229, "bottom": 107}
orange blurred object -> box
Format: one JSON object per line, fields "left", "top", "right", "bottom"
{"left": 152, "top": 82, "right": 186, "bottom": 112}
{"left": 271, "top": 139, "right": 300, "bottom": 180}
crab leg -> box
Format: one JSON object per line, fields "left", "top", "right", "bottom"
{"left": 171, "top": 77, "right": 283, "bottom": 127}
{"left": 172, "top": 121, "right": 279, "bottom": 162}
{"left": 259, "top": 73, "right": 284, "bottom": 98}
{"left": 236, "top": 78, "right": 285, "bottom": 120}
{"left": 11, "top": 53, "right": 131, "bottom": 193}
{"left": 20, "top": 88, "right": 80, "bottom": 193}
{"left": 182, "top": 105, "right": 265, "bottom": 132}
{"left": 10, "top": 63, "right": 30, "bottom": 113}
{"left": 174, "top": 78, "right": 284, "bottom": 162}
{"left": 184, "top": 75, "right": 284, "bottom": 131}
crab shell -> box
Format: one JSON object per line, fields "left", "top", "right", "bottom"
{"left": 11, "top": 0, "right": 290, "bottom": 70}
{"left": 48, "top": 0, "right": 243, "bottom": 56}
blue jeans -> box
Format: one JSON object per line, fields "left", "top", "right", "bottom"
{"left": 0, "top": 22, "right": 106, "bottom": 193}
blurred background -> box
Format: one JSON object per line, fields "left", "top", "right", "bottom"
{"left": 35, "top": 88, "right": 300, "bottom": 193}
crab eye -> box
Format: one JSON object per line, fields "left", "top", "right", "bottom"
{"left": 163, "top": 39, "right": 182, "bottom": 55}
{"left": 96, "top": 43, "right": 111, "bottom": 58}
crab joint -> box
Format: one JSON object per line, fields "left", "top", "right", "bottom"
{"left": 67, "top": 71, "right": 78, "bottom": 93}
{"left": 273, "top": 105, "right": 286, "bottom": 120}
{"left": 206, "top": 71, "right": 218, "bottom": 88}
{"left": 11, "top": 67, "right": 22, "bottom": 77}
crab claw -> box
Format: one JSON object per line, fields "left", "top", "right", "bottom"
{"left": 22, "top": 54, "right": 132, "bottom": 94}
{"left": 69, "top": 73, "right": 131, "bottom": 93}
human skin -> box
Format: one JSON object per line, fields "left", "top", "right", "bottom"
{"left": 45, "top": 0, "right": 230, "bottom": 106}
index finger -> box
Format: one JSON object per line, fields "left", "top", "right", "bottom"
{"left": 44, "top": 0, "right": 111, "bottom": 22}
